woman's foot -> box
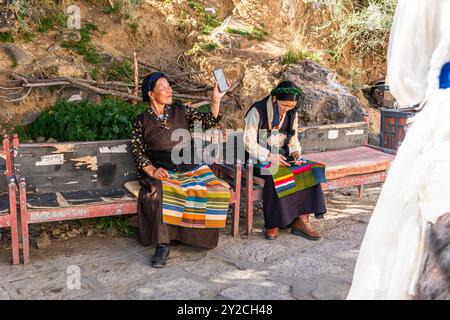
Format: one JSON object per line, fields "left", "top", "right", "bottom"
{"left": 265, "top": 227, "right": 279, "bottom": 240}
{"left": 151, "top": 244, "right": 170, "bottom": 268}
{"left": 291, "top": 215, "right": 321, "bottom": 240}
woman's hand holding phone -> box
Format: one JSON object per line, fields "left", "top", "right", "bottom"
{"left": 267, "top": 153, "right": 290, "bottom": 167}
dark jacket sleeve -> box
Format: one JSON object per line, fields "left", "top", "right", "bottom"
{"left": 183, "top": 104, "right": 222, "bottom": 130}
{"left": 131, "top": 115, "right": 152, "bottom": 171}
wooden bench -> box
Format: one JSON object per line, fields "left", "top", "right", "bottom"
{"left": 10, "top": 135, "right": 241, "bottom": 264}
{"left": 1, "top": 135, "right": 20, "bottom": 265}
{"left": 214, "top": 122, "right": 396, "bottom": 236}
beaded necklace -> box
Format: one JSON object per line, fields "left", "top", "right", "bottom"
{"left": 148, "top": 104, "right": 171, "bottom": 129}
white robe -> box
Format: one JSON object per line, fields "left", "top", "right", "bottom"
{"left": 347, "top": 0, "right": 450, "bottom": 300}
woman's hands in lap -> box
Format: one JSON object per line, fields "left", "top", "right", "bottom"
{"left": 267, "top": 153, "right": 290, "bottom": 167}
{"left": 152, "top": 167, "right": 169, "bottom": 179}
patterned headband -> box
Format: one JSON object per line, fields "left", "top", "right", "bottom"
{"left": 270, "top": 87, "right": 302, "bottom": 96}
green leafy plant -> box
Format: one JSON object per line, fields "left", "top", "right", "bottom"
{"left": 226, "top": 27, "right": 267, "bottom": 41}
{"left": 177, "top": 20, "right": 188, "bottom": 33}
{"left": 10, "top": 0, "right": 32, "bottom": 30}
{"left": 188, "top": 0, "right": 221, "bottom": 34}
{"left": 10, "top": 1, "right": 66, "bottom": 33}
{"left": 22, "top": 31, "right": 35, "bottom": 42}
{"left": 282, "top": 48, "right": 323, "bottom": 64}
{"left": 37, "top": 12, "right": 67, "bottom": 32}
{"left": 185, "top": 42, "right": 202, "bottom": 56}
{"left": 304, "top": 0, "right": 397, "bottom": 57}
{"left": 17, "top": 98, "right": 148, "bottom": 142}
{"left": 202, "top": 41, "right": 218, "bottom": 51}
{"left": 226, "top": 27, "right": 250, "bottom": 37}
{"left": 250, "top": 26, "right": 267, "bottom": 41}
{"left": 347, "top": 67, "right": 366, "bottom": 93}
{"left": 105, "top": 60, "right": 134, "bottom": 82}
{"left": 0, "top": 31, "right": 14, "bottom": 43}
{"left": 90, "top": 65, "right": 101, "bottom": 80}
{"left": 325, "top": 48, "right": 341, "bottom": 64}
{"left": 128, "top": 22, "right": 138, "bottom": 33}
{"left": 94, "top": 216, "right": 135, "bottom": 237}
{"left": 61, "top": 24, "right": 102, "bottom": 65}
{"left": 103, "top": 2, "right": 121, "bottom": 15}
{"left": 103, "top": 0, "right": 143, "bottom": 16}
{"left": 85, "top": 22, "right": 99, "bottom": 32}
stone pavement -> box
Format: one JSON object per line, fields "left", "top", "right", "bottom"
{"left": 0, "top": 186, "right": 381, "bottom": 300}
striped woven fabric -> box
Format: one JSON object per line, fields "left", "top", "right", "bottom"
{"left": 263, "top": 160, "right": 327, "bottom": 198}
{"left": 161, "top": 164, "right": 231, "bottom": 228}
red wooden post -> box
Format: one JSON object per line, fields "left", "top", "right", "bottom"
{"left": 8, "top": 177, "right": 19, "bottom": 265}
{"left": 232, "top": 160, "right": 242, "bottom": 237}
{"left": 19, "top": 177, "right": 30, "bottom": 264}
{"left": 3, "top": 135, "right": 12, "bottom": 176}
{"left": 245, "top": 159, "right": 254, "bottom": 236}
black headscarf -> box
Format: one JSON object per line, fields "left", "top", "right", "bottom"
{"left": 141, "top": 72, "right": 167, "bottom": 102}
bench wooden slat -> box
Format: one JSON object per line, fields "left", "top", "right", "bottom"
{"left": 27, "top": 201, "right": 137, "bottom": 224}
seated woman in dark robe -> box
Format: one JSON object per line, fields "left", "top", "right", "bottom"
{"left": 131, "top": 72, "right": 227, "bottom": 268}
{"left": 243, "top": 81, "right": 327, "bottom": 241}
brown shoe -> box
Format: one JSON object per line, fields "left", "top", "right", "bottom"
{"left": 291, "top": 215, "right": 321, "bottom": 241}
{"left": 265, "top": 227, "right": 279, "bottom": 240}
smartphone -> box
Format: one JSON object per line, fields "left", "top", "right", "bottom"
{"left": 287, "top": 156, "right": 306, "bottom": 166}
{"left": 213, "top": 68, "right": 229, "bottom": 93}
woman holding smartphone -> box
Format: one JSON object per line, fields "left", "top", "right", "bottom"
{"left": 131, "top": 72, "right": 228, "bottom": 268}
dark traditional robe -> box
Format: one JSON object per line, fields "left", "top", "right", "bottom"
{"left": 131, "top": 102, "right": 222, "bottom": 248}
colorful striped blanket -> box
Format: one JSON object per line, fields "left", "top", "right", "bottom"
{"left": 263, "top": 160, "right": 327, "bottom": 198}
{"left": 161, "top": 164, "right": 231, "bottom": 228}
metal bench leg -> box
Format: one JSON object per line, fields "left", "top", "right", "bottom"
{"left": 19, "top": 177, "right": 30, "bottom": 264}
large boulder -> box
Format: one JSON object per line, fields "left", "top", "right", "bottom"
{"left": 3, "top": 44, "right": 34, "bottom": 65}
{"left": 282, "top": 61, "right": 366, "bottom": 126}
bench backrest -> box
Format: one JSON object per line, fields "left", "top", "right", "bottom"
{"left": 14, "top": 140, "right": 138, "bottom": 194}
{"left": 298, "top": 122, "right": 368, "bottom": 154}
{"left": 213, "top": 121, "right": 369, "bottom": 161}
{"left": 13, "top": 121, "right": 369, "bottom": 193}
{"left": 14, "top": 138, "right": 212, "bottom": 194}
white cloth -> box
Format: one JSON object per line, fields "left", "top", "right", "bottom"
{"left": 387, "top": 0, "right": 449, "bottom": 106}
{"left": 243, "top": 97, "right": 302, "bottom": 162}
{"left": 347, "top": 0, "right": 450, "bottom": 300}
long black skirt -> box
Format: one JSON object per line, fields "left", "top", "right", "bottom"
{"left": 137, "top": 176, "right": 220, "bottom": 249}
{"left": 257, "top": 173, "right": 327, "bottom": 229}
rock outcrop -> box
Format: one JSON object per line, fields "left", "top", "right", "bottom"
{"left": 283, "top": 61, "right": 366, "bottom": 126}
